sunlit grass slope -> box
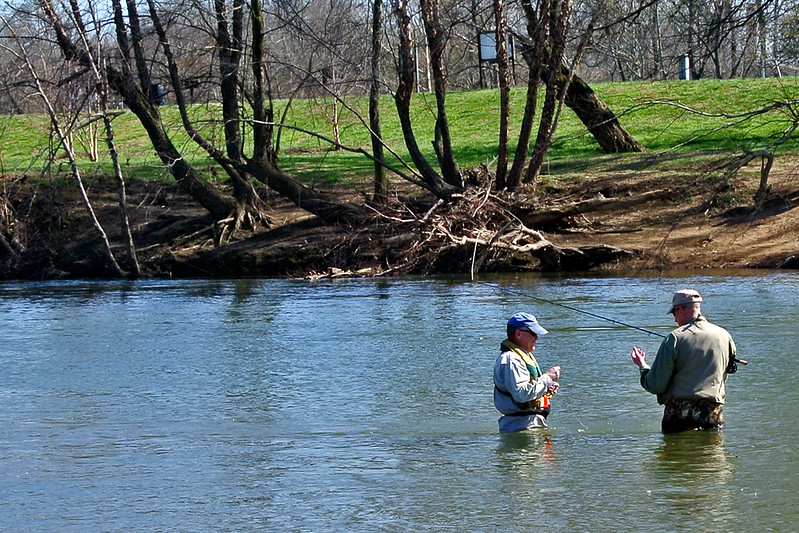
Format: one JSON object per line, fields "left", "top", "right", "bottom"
{"left": 1, "top": 77, "right": 797, "bottom": 186}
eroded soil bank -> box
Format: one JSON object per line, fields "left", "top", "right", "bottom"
{"left": 2, "top": 153, "right": 798, "bottom": 279}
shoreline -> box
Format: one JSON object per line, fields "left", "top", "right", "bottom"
{"left": 2, "top": 158, "right": 798, "bottom": 280}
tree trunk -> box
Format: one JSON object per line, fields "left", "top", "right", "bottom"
{"left": 651, "top": 3, "right": 664, "bottom": 79}
{"left": 393, "top": 0, "right": 462, "bottom": 201}
{"left": 370, "top": 0, "right": 388, "bottom": 204}
{"left": 514, "top": 24, "right": 645, "bottom": 157}
{"left": 563, "top": 69, "right": 645, "bottom": 153}
{"left": 507, "top": 0, "right": 546, "bottom": 190}
{"left": 215, "top": 0, "right": 244, "bottom": 162}
{"left": 394, "top": 91, "right": 462, "bottom": 201}
{"left": 249, "top": 0, "right": 274, "bottom": 164}
{"left": 420, "top": 0, "right": 462, "bottom": 187}
{"left": 246, "top": 160, "right": 364, "bottom": 225}
{"left": 506, "top": 64, "right": 540, "bottom": 190}
{"left": 494, "top": 0, "right": 511, "bottom": 189}
{"left": 100, "top": 88, "right": 141, "bottom": 276}
{"left": 106, "top": 66, "right": 238, "bottom": 219}
{"left": 526, "top": 0, "right": 570, "bottom": 185}
{"left": 124, "top": 0, "right": 152, "bottom": 93}
{"left": 516, "top": 189, "right": 672, "bottom": 227}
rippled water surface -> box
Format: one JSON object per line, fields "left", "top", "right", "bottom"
{"left": 1, "top": 273, "right": 796, "bottom": 531}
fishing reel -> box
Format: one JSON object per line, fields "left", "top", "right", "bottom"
{"left": 726, "top": 357, "right": 748, "bottom": 374}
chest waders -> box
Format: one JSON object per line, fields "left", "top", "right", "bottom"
{"left": 497, "top": 340, "right": 552, "bottom": 417}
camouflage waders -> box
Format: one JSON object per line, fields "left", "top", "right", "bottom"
{"left": 661, "top": 398, "right": 724, "bottom": 433}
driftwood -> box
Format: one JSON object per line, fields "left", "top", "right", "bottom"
{"left": 434, "top": 221, "right": 552, "bottom": 254}
{"left": 516, "top": 189, "right": 673, "bottom": 227}
{"left": 329, "top": 177, "right": 642, "bottom": 277}
{"left": 396, "top": 185, "right": 639, "bottom": 275}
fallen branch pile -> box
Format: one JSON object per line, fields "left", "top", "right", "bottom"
{"left": 359, "top": 172, "right": 643, "bottom": 277}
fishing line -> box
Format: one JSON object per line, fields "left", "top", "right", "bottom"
{"left": 476, "top": 281, "right": 667, "bottom": 338}
{"left": 477, "top": 281, "right": 748, "bottom": 369}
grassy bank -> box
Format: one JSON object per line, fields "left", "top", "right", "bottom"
{"left": 2, "top": 77, "right": 798, "bottom": 187}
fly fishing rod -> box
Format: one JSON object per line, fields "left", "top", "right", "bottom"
{"left": 479, "top": 282, "right": 747, "bottom": 370}
{"left": 480, "top": 282, "right": 667, "bottom": 338}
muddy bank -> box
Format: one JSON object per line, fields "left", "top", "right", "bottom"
{"left": 2, "top": 159, "right": 798, "bottom": 280}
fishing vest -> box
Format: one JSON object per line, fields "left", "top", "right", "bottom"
{"left": 498, "top": 339, "right": 551, "bottom": 414}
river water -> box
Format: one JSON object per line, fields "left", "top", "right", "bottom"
{"left": 0, "top": 273, "right": 796, "bottom": 532}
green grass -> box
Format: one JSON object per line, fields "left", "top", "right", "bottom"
{"left": 2, "top": 77, "right": 798, "bottom": 185}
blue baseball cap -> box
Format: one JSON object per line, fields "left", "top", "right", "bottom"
{"left": 507, "top": 312, "right": 548, "bottom": 336}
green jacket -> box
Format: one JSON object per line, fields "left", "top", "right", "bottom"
{"left": 639, "top": 315, "right": 736, "bottom": 405}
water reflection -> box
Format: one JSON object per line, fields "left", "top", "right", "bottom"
{"left": 646, "top": 430, "right": 735, "bottom": 528}
{"left": 494, "top": 431, "right": 556, "bottom": 480}
{"left": 652, "top": 430, "right": 733, "bottom": 479}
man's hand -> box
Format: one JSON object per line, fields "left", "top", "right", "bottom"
{"left": 630, "top": 346, "right": 647, "bottom": 368}
{"left": 545, "top": 365, "right": 561, "bottom": 382}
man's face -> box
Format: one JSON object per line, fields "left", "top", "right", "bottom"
{"left": 514, "top": 328, "right": 538, "bottom": 351}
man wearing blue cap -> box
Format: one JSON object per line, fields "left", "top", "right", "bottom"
{"left": 493, "top": 312, "right": 562, "bottom": 433}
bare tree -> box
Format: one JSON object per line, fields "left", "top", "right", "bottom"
{"left": 580, "top": 0, "right": 794, "bottom": 81}
{"left": 370, "top": 0, "right": 389, "bottom": 203}
{"left": 0, "top": 4, "right": 142, "bottom": 276}
{"left": 494, "top": 0, "right": 511, "bottom": 189}
{"left": 2, "top": 15, "right": 125, "bottom": 276}
{"left": 393, "top": 0, "right": 463, "bottom": 200}
{"left": 39, "top": 0, "right": 370, "bottom": 230}
{"left": 506, "top": 0, "right": 547, "bottom": 189}
{"left": 40, "top": 0, "right": 238, "bottom": 220}
{"left": 420, "top": 0, "right": 462, "bottom": 187}
{"left": 525, "top": 0, "right": 576, "bottom": 186}
{"left": 392, "top": 0, "right": 644, "bottom": 195}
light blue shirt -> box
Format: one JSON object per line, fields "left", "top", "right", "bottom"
{"left": 493, "top": 348, "right": 554, "bottom": 433}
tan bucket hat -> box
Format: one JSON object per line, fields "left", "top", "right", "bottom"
{"left": 668, "top": 289, "right": 703, "bottom": 314}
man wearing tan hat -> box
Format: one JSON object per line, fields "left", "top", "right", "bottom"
{"left": 630, "top": 289, "right": 738, "bottom": 432}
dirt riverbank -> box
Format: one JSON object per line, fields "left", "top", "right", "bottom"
{"left": 2, "top": 152, "right": 798, "bottom": 279}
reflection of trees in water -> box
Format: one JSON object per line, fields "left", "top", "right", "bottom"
{"left": 646, "top": 431, "right": 736, "bottom": 528}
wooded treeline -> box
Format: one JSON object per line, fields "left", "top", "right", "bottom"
{"left": 0, "top": 0, "right": 796, "bottom": 277}
{"left": 1, "top": 0, "right": 796, "bottom": 114}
